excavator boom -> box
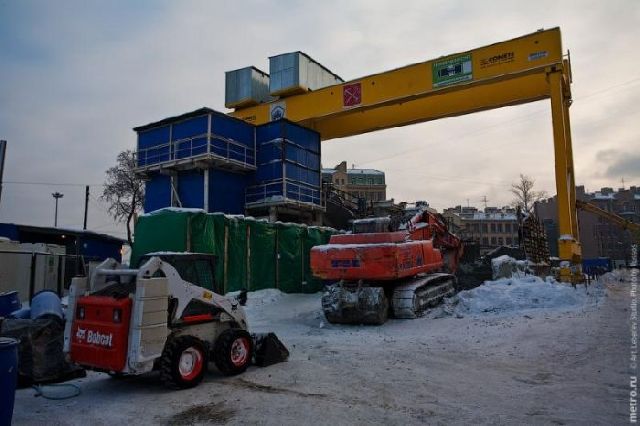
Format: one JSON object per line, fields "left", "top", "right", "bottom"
{"left": 576, "top": 200, "right": 640, "bottom": 242}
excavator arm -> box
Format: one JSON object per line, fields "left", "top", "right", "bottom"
{"left": 576, "top": 200, "right": 640, "bottom": 242}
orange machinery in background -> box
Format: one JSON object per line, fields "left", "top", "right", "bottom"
{"left": 310, "top": 210, "right": 463, "bottom": 324}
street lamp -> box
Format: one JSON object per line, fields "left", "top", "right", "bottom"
{"left": 52, "top": 192, "right": 64, "bottom": 227}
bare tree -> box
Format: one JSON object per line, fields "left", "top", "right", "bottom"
{"left": 510, "top": 174, "right": 547, "bottom": 213}
{"left": 101, "top": 150, "right": 144, "bottom": 245}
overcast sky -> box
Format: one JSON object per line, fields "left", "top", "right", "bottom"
{"left": 1, "top": 0, "right": 639, "bottom": 239}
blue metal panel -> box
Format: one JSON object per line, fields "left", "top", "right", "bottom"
{"left": 209, "top": 169, "right": 249, "bottom": 214}
{"left": 306, "top": 151, "right": 320, "bottom": 170}
{"left": 144, "top": 174, "right": 171, "bottom": 212}
{"left": 0, "top": 223, "right": 19, "bottom": 241}
{"left": 282, "top": 120, "right": 320, "bottom": 154}
{"left": 256, "top": 162, "right": 283, "bottom": 182}
{"left": 177, "top": 170, "right": 204, "bottom": 209}
{"left": 137, "top": 126, "right": 171, "bottom": 166}
{"left": 255, "top": 120, "right": 283, "bottom": 145}
{"left": 211, "top": 113, "right": 254, "bottom": 147}
{"left": 284, "top": 144, "right": 304, "bottom": 164}
{"left": 138, "top": 125, "right": 170, "bottom": 149}
{"left": 172, "top": 115, "right": 209, "bottom": 159}
{"left": 78, "top": 236, "right": 122, "bottom": 262}
{"left": 255, "top": 119, "right": 321, "bottom": 190}
{"left": 257, "top": 141, "right": 283, "bottom": 165}
{"left": 172, "top": 115, "right": 208, "bottom": 140}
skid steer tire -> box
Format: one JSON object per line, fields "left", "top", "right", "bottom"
{"left": 213, "top": 329, "right": 253, "bottom": 376}
{"left": 159, "top": 336, "right": 208, "bottom": 389}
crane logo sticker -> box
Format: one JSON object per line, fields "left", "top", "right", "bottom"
{"left": 75, "top": 327, "right": 113, "bottom": 348}
{"left": 270, "top": 101, "right": 286, "bottom": 121}
{"left": 343, "top": 82, "right": 362, "bottom": 107}
{"left": 432, "top": 54, "right": 472, "bottom": 88}
{"left": 480, "top": 52, "right": 515, "bottom": 69}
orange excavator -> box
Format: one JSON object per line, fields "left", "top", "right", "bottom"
{"left": 310, "top": 210, "right": 463, "bottom": 324}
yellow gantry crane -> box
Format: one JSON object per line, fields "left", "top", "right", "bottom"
{"left": 231, "top": 28, "right": 581, "bottom": 281}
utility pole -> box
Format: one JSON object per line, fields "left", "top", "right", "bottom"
{"left": 83, "top": 185, "right": 89, "bottom": 230}
{"left": 0, "top": 140, "right": 6, "bottom": 208}
{"left": 481, "top": 195, "right": 489, "bottom": 210}
{"left": 52, "top": 192, "right": 64, "bottom": 227}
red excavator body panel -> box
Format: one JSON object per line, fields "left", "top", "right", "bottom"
{"left": 310, "top": 235, "right": 444, "bottom": 281}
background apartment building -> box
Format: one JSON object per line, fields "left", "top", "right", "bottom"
{"left": 443, "top": 206, "right": 519, "bottom": 253}
{"left": 322, "top": 161, "right": 386, "bottom": 203}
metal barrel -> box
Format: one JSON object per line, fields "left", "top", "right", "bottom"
{"left": 30, "top": 290, "right": 63, "bottom": 321}
{"left": 0, "top": 337, "right": 18, "bottom": 426}
{"left": 8, "top": 307, "right": 31, "bottom": 319}
{"left": 0, "top": 291, "right": 21, "bottom": 317}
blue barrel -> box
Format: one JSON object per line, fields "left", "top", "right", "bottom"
{"left": 0, "top": 292, "right": 21, "bottom": 317}
{"left": 8, "top": 307, "right": 31, "bottom": 319}
{"left": 0, "top": 337, "right": 18, "bottom": 426}
{"left": 30, "top": 290, "right": 63, "bottom": 321}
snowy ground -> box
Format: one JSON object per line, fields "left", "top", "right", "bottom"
{"left": 13, "top": 272, "right": 631, "bottom": 425}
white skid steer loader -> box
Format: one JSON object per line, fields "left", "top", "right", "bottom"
{"left": 63, "top": 253, "right": 283, "bottom": 389}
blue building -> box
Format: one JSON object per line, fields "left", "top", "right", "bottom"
{"left": 134, "top": 108, "right": 324, "bottom": 223}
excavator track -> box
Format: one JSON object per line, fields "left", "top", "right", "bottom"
{"left": 391, "top": 273, "right": 455, "bottom": 319}
{"left": 321, "top": 273, "right": 456, "bottom": 325}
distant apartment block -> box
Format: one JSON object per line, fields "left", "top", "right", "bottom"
{"left": 443, "top": 205, "right": 519, "bottom": 253}
{"left": 322, "top": 161, "right": 386, "bottom": 203}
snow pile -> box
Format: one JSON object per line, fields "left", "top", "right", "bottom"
{"left": 491, "top": 255, "right": 528, "bottom": 279}
{"left": 445, "top": 275, "right": 604, "bottom": 317}
{"left": 244, "top": 288, "right": 285, "bottom": 307}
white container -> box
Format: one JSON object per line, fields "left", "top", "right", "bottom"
{"left": 269, "top": 52, "right": 343, "bottom": 97}
{"left": 225, "top": 66, "right": 273, "bottom": 108}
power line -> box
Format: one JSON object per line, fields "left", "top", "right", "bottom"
{"left": 3, "top": 181, "right": 102, "bottom": 187}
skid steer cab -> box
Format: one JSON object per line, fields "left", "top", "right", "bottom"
{"left": 63, "top": 253, "right": 252, "bottom": 389}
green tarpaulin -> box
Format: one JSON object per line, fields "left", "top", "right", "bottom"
{"left": 248, "top": 221, "right": 276, "bottom": 291}
{"left": 130, "top": 210, "right": 194, "bottom": 266}
{"left": 276, "top": 223, "right": 305, "bottom": 293}
{"left": 225, "top": 217, "right": 247, "bottom": 293}
{"left": 131, "top": 209, "right": 338, "bottom": 294}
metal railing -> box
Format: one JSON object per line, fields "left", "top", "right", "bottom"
{"left": 246, "top": 179, "right": 323, "bottom": 207}
{"left": 134, "top": 132, "right": 255, "bottom": 169}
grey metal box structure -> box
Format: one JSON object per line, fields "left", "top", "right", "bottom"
{"left": 225, "top": 66, "right": 272, "bottom": 108}
{"left": 269, "top": 52, "right": 343, "bottom": 96}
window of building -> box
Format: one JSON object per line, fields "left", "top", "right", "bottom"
{"left": 482, "top": 224, "right": 488, "bottom": 233}
{"left": 498, "top": 237, "right": 504, "bottom": 245}
{"left": 368, "top": 178, "right": 373, "bottom": 185}
{"left": 473, "top": 223, "right": 479, "bottom": 233}
{"left": 497, "top": 223, "right": 503, "bottom": 233}
{"left": 506, "top": 237, "right": 512, "bottom": 245}
{"left": 504, "top": 223, "right": 510, "bottom": 233}
{"left": 482, "top": 237, "right": 489, "bottom": 245}
{"left": 490, "top": 223, "right": 496, "bottom": 233}
{"left": 491, "top": 237, "right": 497, "bottom": 245}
